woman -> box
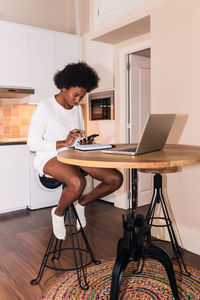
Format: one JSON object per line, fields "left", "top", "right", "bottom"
{"left": 28, "top": 62, "right": 123, "bottom": 240}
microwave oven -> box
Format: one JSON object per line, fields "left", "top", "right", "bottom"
{"left": 88, "top": 90, "right": 114, "bottom": 120}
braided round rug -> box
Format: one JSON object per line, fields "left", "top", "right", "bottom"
{"left": 44, "top": 258, "right": 200, "bottom": 299}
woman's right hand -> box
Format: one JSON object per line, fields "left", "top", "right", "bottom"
{"left": 56, "top": 129, "right": 84, "bottom": 149}
{"left": 65, "top": 129, "right": 84, "bottom": 146}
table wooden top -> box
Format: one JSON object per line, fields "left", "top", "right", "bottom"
{"left": 57, "top": 144, "right": 200, "bottom": 169}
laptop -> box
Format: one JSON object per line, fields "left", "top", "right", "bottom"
{"left": 102, "top": 113, "right": 176, "bottom": 156}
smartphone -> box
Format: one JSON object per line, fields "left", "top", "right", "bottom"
{"left": 78, "top": 134, "right": 99, "bottom": 144}
{"left": 86, "top": 134, "right": 99, "bottom": 139}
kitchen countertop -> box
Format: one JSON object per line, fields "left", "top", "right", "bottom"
{"left": 0, "top": 138, "right": 27, "bottom": 145}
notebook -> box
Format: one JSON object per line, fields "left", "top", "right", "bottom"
{"left": 102, "top": 114, "right": 176, "bottom": 156}
{"left": 74, "top": 143, "right": 112, "bottom": 151}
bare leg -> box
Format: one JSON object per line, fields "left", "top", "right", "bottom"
{"left": 43, "top": 158, "right": 123, "bottom": 238}
{"left": 43, "top": 157, "right": 86, "bottom": 216}
{"left": 78, "top": 166, "right": 123, "bottom": 206}
{"left": 43, "top": 158, "right": 123, "bottom": 211}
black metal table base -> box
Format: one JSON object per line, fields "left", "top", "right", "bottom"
{"left": 146, "top": 173, "right": 190, "bottom": 276}
{"left": 110, "top": 169, "right": 181, "bottom": 299}
{"left": 30, "top": 203, "right": 100, "bottom": 290}
{"left": 110, "top": 213, "right": 180, "bottom": 300}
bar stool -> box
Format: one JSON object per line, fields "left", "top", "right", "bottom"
{"left": 138, "top": 167, "right": 190, "bottom": 276}
{"left": 30, "top": 176, "right": 100, "bottom": 290}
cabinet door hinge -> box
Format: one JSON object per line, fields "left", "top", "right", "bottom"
{"left": 127, "top": 62, "right": 130, "bottom": 71}
{"left": 97, "top": 9, "right": 100, "bottom": 16}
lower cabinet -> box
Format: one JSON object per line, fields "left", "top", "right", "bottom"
{"left": 0, "top": 145, "right": 30, "bottom": 214}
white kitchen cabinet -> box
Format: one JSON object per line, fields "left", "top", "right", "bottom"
{"left": 55, "top": 32, "right": 81, "bottom": 72}
{"left": 0, "top": 20, "right": 30, "bottom": 87}
{"left": 0, "top": 20, "right": 81, "bottom": 103}
{"left": 29, "top": 29, "right": 82, "bottom": 103}
{"left": 29, "top": 27, "right": 57, "bottom": 102}
{"left": 93, "top": 0, "right": 120, "bottom": 29}
{"left": 93, "top": 0, "right": 158, "bottom": 30}
{"left": 0, "top": 145, "right": 30, "bottom": 214}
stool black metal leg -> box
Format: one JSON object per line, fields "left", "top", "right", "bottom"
{"left": 67, "top": 206, "right": 89, "bottom": 290}
{"left": 146, "top": 173, "right": 190, "bottom": 276}
{"left": 72, "top": 205, "right": 101, "bottom": 265}
{"left": 159, "top": 187, "right": 190, "bottom": 276}
{"left": 52, "top": 238, "right": 58, "bottom": 260}
{"left": 146, "top": 188, "right": 156, "bottom": 224}
{"left": 52, "top": 239, "right": 63, "bottom": 261}
{"left": 160, "top": 188, "right": 183, "bottom": 258}
{"left": 146, "top": 193, "right": 158, "bottom": 229}
{"left": 30, "top": 232, "right": 55, "bottom": 285}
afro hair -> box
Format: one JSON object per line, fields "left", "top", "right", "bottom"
{"left": 54, "top": 61, "right": 100, "bottom": 92}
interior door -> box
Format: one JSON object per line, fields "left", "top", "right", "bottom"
{"left": 128, "top": 53, "right": 151, "bottom": 207}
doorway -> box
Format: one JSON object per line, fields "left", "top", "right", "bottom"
{"left": 127, "top": 48, "right": 152, "bottom": 207}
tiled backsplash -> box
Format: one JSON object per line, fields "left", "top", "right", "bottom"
{"left": 0, "top": 99, "right": 36, "bottom": 139}
{"left": 0, "top": 99, "right": 87, "bottom": 139}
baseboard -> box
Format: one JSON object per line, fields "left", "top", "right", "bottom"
{"left": 151, "top": 221, "right": 200, "bottom": 256}
{"left": 28, "top": 199, "right": 58, "bottom": 210}
{"left": 0, "top": 205, "right": 27, "bottom": 214}
{"left": 177, "top": 225, "right": 200, "bottom": 256}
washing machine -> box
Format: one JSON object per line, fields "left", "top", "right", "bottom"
{"left": 28, "top": 151, "right": 62, "bottom": 210}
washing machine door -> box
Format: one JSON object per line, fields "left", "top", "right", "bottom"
{"left": 39, "top": 175, "right": 62, "bottom": 189}
{"left": 29, "top": 172, "right": 63, "bottom": 210}
{"left": 29, "top": 151, "right": 63, "bottom": 209}
{"left": 34, "top": 170, "right": 62, "bottom": 192}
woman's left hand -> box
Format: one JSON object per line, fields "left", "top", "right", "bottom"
{"left": 78, "top": 136, "right": 94, "bottom": 145}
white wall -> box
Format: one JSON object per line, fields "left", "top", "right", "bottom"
{"left": 150, "top": 0, "right": 200, "bottom": 255}
{"left": 111, "top": 0, "right": 200, "bottom": 254}
{"left": 83, "top": 35, "right": 114, "bottom": 141}
{"left": 79, "top": 0, "right": 90, "bottom": 34}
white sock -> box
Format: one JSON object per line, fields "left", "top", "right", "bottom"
{"left": 51, "top": 207, "right": 66, "bottom": 240}
{"left": 75, "top": 203, "right": 86, "bottom": 230}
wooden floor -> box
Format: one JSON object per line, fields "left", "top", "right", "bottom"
{"left": 0, "top": 200, "right": 199, "bottom": 300}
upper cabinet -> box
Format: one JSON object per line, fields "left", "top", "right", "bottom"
{"left": 29, "top": 27, "right": 57, "bottom": 101}
{"left": 94, "top": 0, "right": 120, "bottom": 28}
{"left": 0, "top": 20, "right": 81, "bottom": 103}
{"left": 0, "top": 21, "right": 30, "bottom": 87}
{"left": 92, "top": 0, "right": 158, "bottom": 30}
{"left": 55, "top": 32, "right": 81, "bottom": 71}
{"left": 30, "top": 29, "right": 81, "bottom": 102}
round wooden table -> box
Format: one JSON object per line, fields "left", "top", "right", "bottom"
{"left": 57, "top": 144, "right": 200, "bottom": 170}
{"left": 57, "top": 143, "right": 200, "bottom": 300}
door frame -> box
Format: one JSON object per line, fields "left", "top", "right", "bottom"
{"left": 119, "top": 39, "right": 151, "bottom": 209}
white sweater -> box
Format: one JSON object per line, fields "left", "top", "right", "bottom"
{"left": 27, "top": 96, "right": 84, "bottom": 175}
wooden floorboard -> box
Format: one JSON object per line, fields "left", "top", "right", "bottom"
{"left": 0, "top": 200, "right": 199, "bottom": 299}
